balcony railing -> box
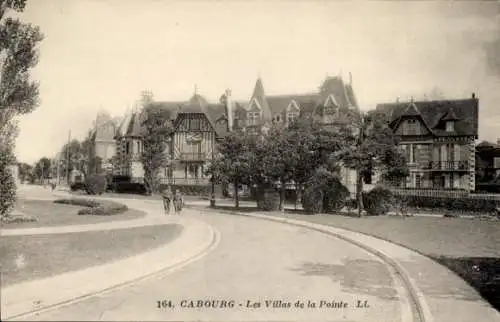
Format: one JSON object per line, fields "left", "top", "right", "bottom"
{"left": 427, "top": 161, "right": 469, "bottom": 171}
{"left": 180, "top": 152, "right": 207, "bottom": 161}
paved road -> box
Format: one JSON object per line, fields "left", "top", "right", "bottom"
{"left": 15, "top": 199, "right": 413, "bottom": 321}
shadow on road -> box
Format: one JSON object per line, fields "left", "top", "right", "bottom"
{"left": 291, "top": 259, "right": 399, "bottom": 301}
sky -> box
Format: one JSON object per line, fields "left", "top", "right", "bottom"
{"left": 12, "top": 0, "right": 500, "bottom": 164}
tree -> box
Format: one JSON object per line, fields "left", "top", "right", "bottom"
{"left": 33, "top": 156, "right": 51, "bottom": 181}
{"left": 18, "top": 161, "right": 32, "bottom": 182}
{"left": 207, "top": 130, "right": 257, "bottom": 208}
{"left": 337, "top": 109, "right": 409, "bottom": 217}
{"left": 139, "top": 103, "right": 173, "bottom": 194}
{"left": 0, "top": 1, "right": 43, "bottom": 219}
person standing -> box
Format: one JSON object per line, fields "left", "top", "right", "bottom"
{"left": 162, "top": 186, "right": 173, "bottom": 215}
{"left": 173, "top": 189, "right": 184, "bottom": 214}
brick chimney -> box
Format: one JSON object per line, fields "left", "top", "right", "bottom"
{"left": 472, "top": 92, "right": 476, "bottom": 99}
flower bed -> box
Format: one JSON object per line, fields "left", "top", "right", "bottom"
{"left": 53, "top": 198, "right": 128, "bottom": 216}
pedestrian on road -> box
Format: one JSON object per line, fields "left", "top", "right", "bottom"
{"left": 162, "top": 186, "right": 173, "bottom": 215}
{"left": 173, "top": 189, "right": 184, "bottom": 214}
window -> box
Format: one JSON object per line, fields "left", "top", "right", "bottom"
{"left": 416, "top": 174, "right": 422, "bottom": 188}
{"left": 126, "top": 141, "right": 130, "bottom": 155}
{"left": 247, "top": 112, "right": 259, "bottom": 126}
{"left": 287, "top": 112, "right": 297, "bottom": 124}
{"left": 190, "top": 118, "right": 200, "bottom": 130}
{"left": 446, "top": 121, "right": 454, "bottom": 132}
{"left": 403, "top": 119, "right": 418, "bottom": 135}
{"left": 276, "top": 115, "right": 281, "bottom": 122}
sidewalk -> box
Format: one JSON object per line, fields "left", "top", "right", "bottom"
{"left": 195, "top": 205, "right": 500, "bottom": 322}
{"left": 2, "top": 206, "right": 217, "bottom": 320}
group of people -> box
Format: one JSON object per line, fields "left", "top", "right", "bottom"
{"left": 161, "top": 187, "right": 184, "bottom": 215}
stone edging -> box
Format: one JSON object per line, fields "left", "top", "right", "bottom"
{"left": 194, "top": 206, "right": 434, "bottom": 322}
{"left": 2, "top": 219, "right": 219, "bottom": 321}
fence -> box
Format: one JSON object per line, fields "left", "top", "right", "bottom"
{"left": 130, "top": 177, "right": 211, "bottom": 186}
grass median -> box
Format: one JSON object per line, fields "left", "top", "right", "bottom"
{"left": 3, "top": 199, "right": 147, "bottom": 229}
{"left": 201, "top": 203, "right": 500, "bottom": 311}
{"left": 0, "top": 224, "right": 183, "bottom": 287}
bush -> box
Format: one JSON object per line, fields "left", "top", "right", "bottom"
{"left": 393, "top": 194, "right": 500, "bottom": 214}
{"left": 255, "top": 186, "right": 280, "bottom": 211}
{"left": 53, "top": 198, "right": 128, "bottom": 216}
{"left": 85, "top": 174, "right": 107, "bottom": 195}
{"left": 363, "top": 187, "right": 393, "bottom": 216}
{"left": 0, "top": 151, "right": 16, "bottom": 219}
{"left": 301, "top": 168, "right": 350, "bottom": 214}
{"left": 114, "top": 182, "right": 147, "bottom": 194}
{"left": 70, "top": 182, "right": 86, "bottom": 191}
{"left": 1, "top": 213, "right": 38, "bottom": 224}
{"left": 302, "top": 186, "right": 324, "bottom": 214}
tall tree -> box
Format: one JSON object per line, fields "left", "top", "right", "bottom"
{"left": 207, "top": 130, "right": 257, "bottom": 208}
{"left": 0, "top": 0, "right": 43, "bottom": 219}
{"left": 33, "top": 156, "right": 51, "bottom": 180}
{"left": 337, "top": 109, "right": 409, "bottom": 217}
{"left": 140, "top": 103, "right": 173, "bottom": 194}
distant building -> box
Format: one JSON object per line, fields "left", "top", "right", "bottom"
{"left": 376, "top": 94, "right": 479, "bottom": 191}
{"left": 89, "top": 111, "right": 121, "bottom": 173}
{"left": 475, "top": 139, "right": 500, "bottom": 184}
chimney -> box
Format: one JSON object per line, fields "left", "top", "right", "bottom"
{"left": 497, "top": 138, "right": 500, "bottom": 146}
{"left": 225, "top": 89, "right": 233, "bottom": 132}
{"left": 396, "top": 97, "right": 400, "bottom": 104}
{"left": 472, "top": 92, "right": 476, "bottom": 99}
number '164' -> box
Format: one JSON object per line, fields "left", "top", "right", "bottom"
{"left": 157, "top": 300, "right": 174, "bottom": 308}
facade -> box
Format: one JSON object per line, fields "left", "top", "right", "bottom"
{"left": 113, "top": 73, "right": 361, "bottom": 191}
{"left": 475, "top": 139, "right": 500, "bottom": 184}
{"left": 90, "top": 112, "right": 121, "bottom": 173}
{"left": 376, "top": 95, "right": 479, "bottom": 191}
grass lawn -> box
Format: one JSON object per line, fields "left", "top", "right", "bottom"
{"left": 4, "top": 199, "right": 147, "bottom": 229}
{"left": 0, "top": 224, "right": 183, "bottom": 287}
{"left": 203, "top": 204, "right": 500, "bottom": 311}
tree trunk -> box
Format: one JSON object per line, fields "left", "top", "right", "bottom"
{"left": 356, "top": 168, "right": 364, "bottom": 217}
{"left": 279, "top": 177, "right": 286, "bottom": 211}
{"left": 234, "top": 181, "right": 240, "bottom": 208}
{"left": 295, "top": 183, "right": 301, "bottom": 210}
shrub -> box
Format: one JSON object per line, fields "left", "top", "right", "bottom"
{"left": 302, "top": 186, "right": 323, "bottom": 214}
{"left": 255, "top": 186, "right": 280, "bottom": 211}
{"left": 1, "top": 213, "right": 38, "bottom": 224}
{"left": 53, "top": 198, "right": 128, "bottom": 216}
{"left": 85, "top": 174, "right": 107, "bottom": 195}
{"left": 114, "top": 182, "right": 147, "bottom": 194}
{"left": 363, "top": 187, "right": 393, "bottom": 216}
{"left": 0, "top": 151, "right": 16, "bottom": 220}
{"left": 301, "top": 168, "right": 350, "bottom": 214}
{"left": 70, "top": 182, "right": 86, "bottom": 191}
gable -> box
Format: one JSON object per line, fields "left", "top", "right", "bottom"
{"left": 324, "top": 94, "right": 340, "bottom": 108}
{"left": 175, "top": 113, "right": 214, "bottom": 132}
{"left": 287, "top": 100, "right": 300, "bottom": 111}
{"left": 394, "top": 117, "right": 430, "bottom": 136}
{"left": 248, "top": 98, "right": 262, "bottom": 112}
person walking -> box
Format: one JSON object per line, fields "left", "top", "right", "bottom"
{"left": 162, "top": 186, "right": 173, "bottom": 215}
{"left": 173, "top": 189, "right": 184, "bottom": 214}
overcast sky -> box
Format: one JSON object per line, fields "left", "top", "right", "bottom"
{"left": 14, "top": 0, "right": 500, "bottom": 164}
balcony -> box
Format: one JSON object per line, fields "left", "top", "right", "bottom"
{"left": 180, "top": 152, "right": 207, "bottom": 161}
{"left": 428, "top": 161, "right": 469, "bottom": 171}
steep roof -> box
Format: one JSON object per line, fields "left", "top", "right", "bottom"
{"left": 248, "top": 78, "right": 272, "bottom": 121}
{"left": 376, "top": 97, "right": 479, "bottom": 137}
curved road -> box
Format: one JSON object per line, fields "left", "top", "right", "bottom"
{"left": 14, "top": 194, "right": 414, "bottom": 321}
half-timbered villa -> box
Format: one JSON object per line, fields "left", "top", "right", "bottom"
{"left": 113, "top": 73, "right": 363, "bottom": 192}
{"left": 376, "top": 94, "right": 479, "bottom": 191}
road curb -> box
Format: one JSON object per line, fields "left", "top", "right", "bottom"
{"left": 194, "top": 205, "right": 434, "bottom": 322}
{"left": 2, "top": 219, "right": 219, "bottom": 321}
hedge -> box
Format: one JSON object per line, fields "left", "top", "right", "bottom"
{"left": 398, "top": 194, "right": 500, "bottom": 213}
{"left": 54, "top": 198, "right": 128, "bottom": 216}
{"left": 255, "top": 186, "right": 280, "bottom": 211}
{"left": 85, "top": 174, "right": 107, "bottom": 195}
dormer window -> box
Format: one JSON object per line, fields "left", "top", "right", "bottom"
{"left": 446, "top": 121, "right": 454, "bottom": 132}
{"left": 247, "top": 112, "right": 259, "bottom": 126}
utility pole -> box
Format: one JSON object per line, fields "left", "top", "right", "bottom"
{"left": 356, "top": 115, "right": 366, "bottom": 218}
{"left": 56, "top": 152, "right": 61, "bottom": 184}
{"left": 66, "top": 130, "right": 71, "bottom": 183}
{"left": 210, "top": 137, "right": 216, "bottom": 208}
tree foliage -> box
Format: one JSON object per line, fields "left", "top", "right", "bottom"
{"left": 0, "top": 1, "right": 43, "bottom": 218}
{"left": 33, "top": 156, "right": 51, "bottom": 180}
{"left": 139, "top": 102, "right": 173, "bottom": 194}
